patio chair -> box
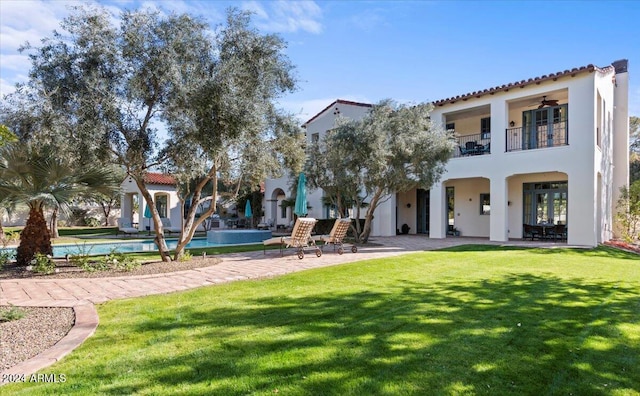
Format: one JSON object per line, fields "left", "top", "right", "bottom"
{"left": 479, "top": 142, "right": 490, "bottom": 154}
{"left": 312, "top": 218, "right": 357, "bottom": 254}
{"left": 553, "top": 224, "right": 567, "bottom": 241}
{"left": 522, "top": 224, "right": 541, "bottom": 241}
{"left": 160, "top": 218, "right": 182, "bottom": 235}
{"left": 263, "top": 217, "right": 322, "bottom": 259}
{"left": 117, "top": 218, "right": 139, "bottom": 237}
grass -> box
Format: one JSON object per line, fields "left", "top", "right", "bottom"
{"left": 5, "top": 245, "right": 640, "bottom": 395}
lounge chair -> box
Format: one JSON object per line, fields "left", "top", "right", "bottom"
{"left": 263, "top": 217, "right": 322, "bottom": 259}
{"left": 312, "top": 218, "right": 357, "bottom": 254}
{"left": 117, "top": 219, "right": 139, "bottom": 236}
{"left": 160, "top": 218, "right": 182, "bottom": 235}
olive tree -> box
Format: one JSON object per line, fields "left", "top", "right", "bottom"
{"left": 162, "top": 9, "right": 304, "bottom": 260}
{"left": 306, "top": 100, "right": 455, "bottom": 242}
{"left": 13, "top": 6, "right": 220, "bottom": 261}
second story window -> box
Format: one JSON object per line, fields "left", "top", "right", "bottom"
{"left": 311, "top": 133, "right": 319, "bottom": 143}
{"left": 481, "top": 117, "right": 491, "bottom": 140}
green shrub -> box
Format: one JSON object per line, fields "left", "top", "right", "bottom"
{"left": 178, "top": 250, "right": 192, "bottom": 262}
{"left": 102, "top": 249, "right": 140, "bottom": 271}
{"left": 0, "top": 306, "right": 26, "bottom": 323}
{"left": 73, "top": 249, "right": 140, "bottom": 272}
{"left": 0, "top": 250, "right": 15, "bottom": 268}
{"left": 30, "top": 253, "right": 55, "bottom": 274}
{"left": 85, "top": 217, "right": 101, "bottom": 227}
{"left": 3, "top": 231, "right": 20, "bottom": 244}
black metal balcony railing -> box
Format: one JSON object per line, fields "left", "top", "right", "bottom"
{"left": 506, "top": 120, "right": 568, "bottom": 152}
{"left": 452, "top": 132, "right": 491, "bottom": 158}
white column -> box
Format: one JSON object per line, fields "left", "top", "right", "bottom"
{"left": 372, "top": 194, "right": 397, "bottom": 236}
{"left": 568, "top": 170, "right": 597, "bottom": 246}
{"left": 429, "top": 182, "right": 447, "bottom": 239}
{"left": 121, "top": 193, "right": 133, "bottom": 222}
{"left": 490, "top": 176, "right": 508, "bottom": 242}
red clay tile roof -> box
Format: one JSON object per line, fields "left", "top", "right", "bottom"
{"left": 302, "top": 99, "right": 373, "bottom": 127}
{"left": 143, "top": 172, "right": 177, "bottom": 186}
{"left": 433, "top": 63, "right": 615, "bottom": 107}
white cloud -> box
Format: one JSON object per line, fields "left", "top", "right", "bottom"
{"left": 244, "top": 0, "right": 323, "bottom": 34}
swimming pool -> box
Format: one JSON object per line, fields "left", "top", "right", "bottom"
{"left": 2, "top": 237, "right": 258, "bottom": 258}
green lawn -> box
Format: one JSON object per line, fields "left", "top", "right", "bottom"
{"left": 6, "top": 246, "right": 640, "bottom": 395}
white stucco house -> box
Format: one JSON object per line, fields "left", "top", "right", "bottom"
{"left": 120, "top": 173, "right": 182, "bottom": 232}
{"left": 263, "top": 60, "right": 630, "bottom": 247}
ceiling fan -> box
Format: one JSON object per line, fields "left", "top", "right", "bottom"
{"left": 538, "top": 95, "right": 559, "bottom": 109}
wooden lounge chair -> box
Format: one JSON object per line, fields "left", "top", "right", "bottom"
{"left": 117, "top": 218, "right": 139, "bottom": 236}
{"left": 312, "top": 218, "right": 357, "bottom": 254}
{"left": 263, "top": 217, "right": 322, "bottom": 259}
{"left": 160, "top": 218, "right": 182, "bottom": 235}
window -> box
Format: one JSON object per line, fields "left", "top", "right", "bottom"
{"left": 480, "top": 193, "right": 490, "bottom": 215}
{"left": 155, "top": 194, "right": 168, "bottom": 218}
{"left": 311, "top": 133, "right": 319, "bottom": 143}
{"left": 523, "top": 181, "right": 567, "bottom": 225}
{"left": 280, "top": 201, "right": 287, "bottom": 219}
{"left": 481, "top": 117, "right": 491, "bottom": 139}
{"left": 446, "top": 187, "right": 455, "bottom": 226}
{"left": 446, "top": 122, "right": 455, "bottom": 132}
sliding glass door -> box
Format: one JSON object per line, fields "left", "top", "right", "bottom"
{"left": 523, "top": 182, "right": 567, "bottom": 225}
{"left": 522, "top": 105, "right": 568, "bottom": 149}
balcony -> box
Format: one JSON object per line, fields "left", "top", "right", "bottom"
{"left": 452, "top": 132, "right": 491, "bottom": 158}
{"left": 506, "top": 118, "right": 568, "bottom": 152}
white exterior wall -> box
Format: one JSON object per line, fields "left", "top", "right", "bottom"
{"left": 429, "top": 66, "right": 624, "bottom": 247}
{"left": 120, "top": 176, "right": 181, "bottom": 232}
{"left": 263, "top": 61, "right": 627, "bottom": 245}
{"left": 263, "top": 101, "right": 372, "bottom": 229}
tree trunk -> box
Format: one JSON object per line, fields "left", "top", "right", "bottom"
{"left": 0, "top": 216, "right": 5, "bottom": 244}
{"left": 134, "top": 178, "right": 172, "bottom": 262}
{"left": 359, "top": 189, "right": 384, "bottom": 244}
{"left": 100, "top": 199, "right": 114, "bottom": 226}
{"left": 16, "top": 204, "right": 53, "bottom": 265}
{"left": 49, "top": 207, "right": 60, "bottom": 238}
{"left": 173, "top": 168, "right": 219, "bottom": 261}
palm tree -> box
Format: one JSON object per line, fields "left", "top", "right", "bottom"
{"left": 0, "top": 144, "right": 120, "bottom": 265}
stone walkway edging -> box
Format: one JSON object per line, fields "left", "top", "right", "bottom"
{"left": 1, "top": 302, "right": 98, "bottom": 383}
{"left": 1, "top": 236, "right": 580, "bottom": 382}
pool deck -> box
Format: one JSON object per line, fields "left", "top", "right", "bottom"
{"left": 1, "top": 235, "right": 581, "bottom": 380}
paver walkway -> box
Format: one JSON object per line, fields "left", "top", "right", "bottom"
{"left": 1, "top": 236, "right": 574, "bottom": 379}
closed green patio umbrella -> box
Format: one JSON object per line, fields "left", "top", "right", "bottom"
{"left": 143, "top": 203, "right": 152, "bottom": 235}
{"left": 294, "top": 172, "right": 308, "bottom": 217}
{"left": 245, "top": 200, "right": 252, "bottom": 227}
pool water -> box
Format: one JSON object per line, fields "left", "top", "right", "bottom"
{"left": 3, "top": 238, "right": 235, "bottom": 258}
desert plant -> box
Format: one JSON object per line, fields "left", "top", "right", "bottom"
{"left": 616, "top": 181, "right": 640, "bottom": 242}
{"left": 0, "top": 306, "right": 26, "bottom": 323}
{"left": 178, "top": 250, "right": 193, "bottom": 262}
{"left": 102, "top": 249, "right": 140, "bottom": 271}
{"left": 29, "top": 252, "right": 55, "bottom": 274}
{"left": 0, "top": 250, "right": 14, "bottom": 268}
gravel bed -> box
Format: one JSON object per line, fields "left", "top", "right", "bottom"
{"left": 0, "top": 306, "right": 75, "bottom": 371}
{"left": 1, "top": 256, "right": 223, "bottom": 372}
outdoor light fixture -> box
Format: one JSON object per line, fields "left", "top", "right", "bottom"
{"left": 509, "top": 121, "right": 515, "bottom": 127}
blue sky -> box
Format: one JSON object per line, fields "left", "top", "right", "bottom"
{"left": 1, "top": 0, "right": 639, "bottom": 122}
